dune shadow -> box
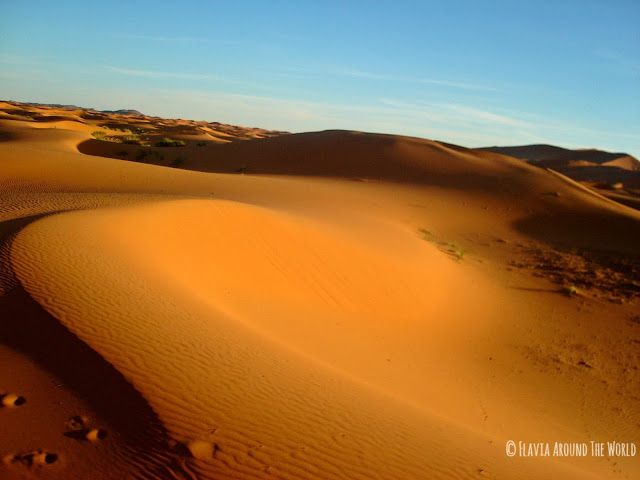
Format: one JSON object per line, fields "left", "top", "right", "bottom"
{"left": 77, "top": 131, "right": 532, "bottom": 196}
{"left": 31, "top": 115, "right": 84, "bottom": 124}
{"left": 513, "top": 209, "right": 640, "bottom": 256}
{"left": 0, "top": 130, "right": 17, "bottom": 142}
{"left": 512, "top": 211, "right": 640, "bottom": 301}
{"left": 552, "top": 166, "right": 640, "bottom": 186}
{"left": 0, "top": 108, "right": 37, "bottom": 118}
{"left": 0, "top": 214, "right": 196, "bottom": 479}
{"left": 510, "top": 286, "right": 560, "bottom": 294}
{"left": 0, "top": 287, "right": 166, "bottom": 444}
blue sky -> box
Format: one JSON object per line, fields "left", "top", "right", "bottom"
{"left": 1, "top": 0, "right": 638, "bottom": 155}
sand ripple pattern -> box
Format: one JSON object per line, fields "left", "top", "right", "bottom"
{"left": 11, "top": 199, "right": 593, "bottom": 480}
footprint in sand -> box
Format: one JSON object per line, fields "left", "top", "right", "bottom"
{"left": 64, "top": 415, "right": 108, "bottom": 442}
{"left": 0, "top": 392, "right": 26, "bottom": 408}
{"left": 173, "top": 439, "right": 219, "bottom": 460}
{"left": 3, "top": 450, "right": 58, "bottom": 467}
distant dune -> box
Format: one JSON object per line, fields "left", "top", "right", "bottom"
{"left": 479, "top": 144, "right": 572, "bottom": 162}
{"left": 480, "top": 144, "right": 640, "bottom": 210}
{"left": 481, "top": 144, "right": 638, "bottom": 170}
{"left": 8, "top": 101, "right": 146, "bottom": 117}
{"left": 1, "top": 101, "right": 638, "bottom": 479}
{"left": 99, "top": 109, "right": 146, "bottom": 116}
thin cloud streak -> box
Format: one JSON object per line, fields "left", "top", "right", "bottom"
{"left": 378, "top": 98, "right": 531, "bottom": 128}
{"left": 112, "top": 33, "right": 210, "bottom": 43}
{"left": 331, "top": 67, "right": 499, "bottom": 91}
{"left": 594, "top": 49, "right": 640, "bottom": 75}
{"left": 0, "top": 53, "right": 53, "bottom": 67}
{"left": 434, "top": 103, "right": 531, "bottom": 127}
{"left": 105, "top": 65, "right": 222, "bottom": 81}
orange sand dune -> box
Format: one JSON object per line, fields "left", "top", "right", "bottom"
{"left": 602, "top": 155, "right": 640, "bottom": 171}
{"left": 1, "top": 102, "right": 638, "bottom": 479}
{"left": 479, "top": 144, "right": 640, "bottom": 211}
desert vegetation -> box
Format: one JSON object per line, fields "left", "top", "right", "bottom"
{"left": 155, "top": 137, "right": 186, "bottom": 147}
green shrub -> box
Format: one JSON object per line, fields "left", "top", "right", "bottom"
{"left": 418, "top": 228, "right": 435, "bottom": 242}
{"left": 561, "top": 285, "right": 579, "bottom": 297}
{"left": 135, "top": 149, "right": 164, "bottom": 163}
{"left": 135, "top": 149, "right": 148, "bottom": 161}
{"left": 418, "top": 228, "right": 465, "bottom": 261}
{"left": 122, "top": 134, "right": 142, "bottom": 145}
{"left": 155, "top": 137, "right": 186, "bottom": 147}
{"left": 445, "top": 242, "right": 465, "bottom": 261}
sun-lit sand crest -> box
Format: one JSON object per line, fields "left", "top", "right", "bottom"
{"left": 0, "top": 102, "right": 638, "bottom": 479}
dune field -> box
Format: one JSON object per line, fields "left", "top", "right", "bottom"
{"left": 0, "top": 101, "right": 638, "bottom": 479}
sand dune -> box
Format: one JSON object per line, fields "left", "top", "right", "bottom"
{"left": 478, "top": 144, "right": 637, "bottom": 167}
{"left": 480, "top": 144, "right": 640, "bottom": 211}
{"left": 1, "top": 102, "right": 638, "bottom": 479}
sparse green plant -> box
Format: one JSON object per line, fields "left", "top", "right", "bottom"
{"left": 91, "top": 130, "right": 106, "bottom": 139}
{"left": 418, "top": 228, "right": 465, "bottom": 261}
{"left": 443, "top": 242, "right": 465, "bottom": 261}
{"left": 561, "top": 285, "right": 579, "bottom": 297}
{"left": 120, "top": 134, "right": 142, "bottom": 145}
{"left": 155, "top": 137, "right": 186, "bottom": 147}
{"left": 135, "top": 149, "right": 163, "bottom": 163}
{"left": 419, "top": 228, "right": 435, "bottom": 242}
{"left": 135, "top": 149, "right": 149, "bottom": 161}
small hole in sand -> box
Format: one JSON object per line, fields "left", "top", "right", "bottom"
{"left": 1, "top": 393, "right": 26, "bottom": 408}
{"left": 44, "top": 453, "right": 58, "bottom": 464}
{"left": 84, "top": 428, "right": 108, "bottom": 441}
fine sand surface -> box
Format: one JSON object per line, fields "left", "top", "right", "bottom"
{"left": 1, "top": 102, "right": 639, "bottom": 479}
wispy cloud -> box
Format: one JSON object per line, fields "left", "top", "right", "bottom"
{"left": 0, "top": 53, "right": 53, "bottom": 67}
{"left": 378, "top": 98, "right": 531, "bottom": 128}
{"left": 436, "top": 103, "right": 530, "bottom": 127}
{"left": 334, "top": 67, "right": 498, "bottom": 91}
{"left": 112, "top": 33, "right": 210, "bottom": 43}
{"left": 105, "top": 65, "right": 222, "bottom": 81}
{"left": 111, "top": 33, "right": 242, "bottom": 47}
{"left": 330, "top": 68, "right": 392, "bottom": 81}
{"left": 417, "top": 77, "right": 498, "bottom": 91}
{"left": 594, "top": 49, "right": 640, "bottom": 75}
